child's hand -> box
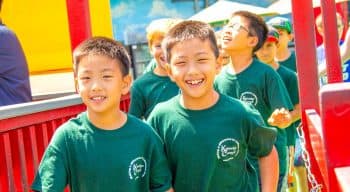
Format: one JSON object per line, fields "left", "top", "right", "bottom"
{"left": 268, "top": 108, "right": 292, "bottom": 129}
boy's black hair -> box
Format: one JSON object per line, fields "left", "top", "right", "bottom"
{"left": 73, "top": 36, "right": 130, "bottom": 76}
{"left": 232, "top": 11, "right": 268, "bottom": 52}
{"left": 162, "top": 20, "right": 219, "bottom": 63}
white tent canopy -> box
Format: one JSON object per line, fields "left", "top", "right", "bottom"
{"left": 267, "top": 0, "right": 349, "bottom": 15}
{"left": 189, "top": 0, "right": 277, "bottom": 24}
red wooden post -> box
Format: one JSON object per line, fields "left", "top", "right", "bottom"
{"left": 290, "top": 0, "right": 326, "bottom": 190}
{"left": 320, "top": 0, "right": 343, "bottom": 83}
{"left": 66, "top": 0, "right": 92, "bottom": 52}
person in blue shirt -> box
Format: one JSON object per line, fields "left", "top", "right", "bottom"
{"left": 0, "top": 0, "right": 32, "bottom": 106}
{"left": 315, "top": 12, "right": 350, "bottom": 85}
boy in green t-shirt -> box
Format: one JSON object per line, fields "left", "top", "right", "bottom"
{"left": 267, "top": 17, "right": 296, "bottom": 72}
{"left": 129, "top": 18, "right": 180, "bottom": 120}
{"left": 31, "top": 37, "right": 173, "bottom": 192}
{"left": 255, "top": 26, "right": 302, "bottom": 191}
{"left": 148, "top": 20, "right": 279, "bottom": 192}
{"left": 215, "top": 11, "right": 294, "bottom": 192}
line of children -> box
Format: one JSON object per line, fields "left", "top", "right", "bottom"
{"left": 267, "top": 16, "right": 310, "bottom": 192}
{"left": 129, "top": 18, "right": 180, "bottom": 120}
{"left": 147, "top": 20, "right": 279, "bottom": 192}
{"left": 255, "top": 26, "right": 303, "bottom": 192}
{"left": 31, "top": 37, "right": 173, "bottom": 192}
{"left": 32, "top": 13, "right": 300, "bottom": 192}
{"left": 215, "top": 11, "right": 294, "bottom": 192}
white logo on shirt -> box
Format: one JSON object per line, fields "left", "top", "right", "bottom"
{"left": 240, "top": 92, "right": 258, "bottom": 106}
{"left": 128, "top": 157, "right": 147, "bottom": 180}
{"left": 217, "top": 138, "right": 240, "bottom": 162}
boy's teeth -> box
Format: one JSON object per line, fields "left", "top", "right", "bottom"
{"left": 187, "top": 79, "right": 203, "bottom": 85}
{"left": 91, "top": 96, "right": 104, "bottom": 100}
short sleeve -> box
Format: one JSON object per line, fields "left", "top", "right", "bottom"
{"left": 149, "top": 131, "right": 172, "bottom": 192}
{"left": 31, "top": 127, "right": 69, "bottom": 192}
{"left": 246, "top": 107, "right": 277, "bottom": 157}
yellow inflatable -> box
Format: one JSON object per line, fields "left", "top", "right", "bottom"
{"left": 2, "top": 0, "right": 113, "bottom": 74}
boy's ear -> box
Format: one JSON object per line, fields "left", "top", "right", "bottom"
{"left": 165, "top": 63, "right": 175, "bottom": 82}
{"left": 74, "top": 77, "right": 80, "bottom": 93}
{"left": 121, "top": 74, "right": 132, "bottom": 95}
{"left": 248, "top": 36, "right": 259, "bottom": 49}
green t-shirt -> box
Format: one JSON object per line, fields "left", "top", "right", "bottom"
{"left": 277, "top": 65, "right": 300, "bottom": 146}
{"left": 129, "top": 71, "right": 179, "bottom": 120}
{"left": 147, "top": 94, "right": 277, "bottom": 192}
{"left": 214, "top": 59, "right": 293, "bottom": 175}
{"left": 31, "top": 112, "right": 172, "bottom": 192}
{"left": 279, "top": 51, "right": 297, "bottom": 73}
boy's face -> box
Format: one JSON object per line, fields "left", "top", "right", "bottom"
{"left": 167, "top": 38, "right": 221, "bottom": 102}
{"left": 150, "top": 35, "right": 167, "bottom": 69}
{"left": 255, "top": 41, "right": 278, "bottom": 65}
{"left": 221, "top": 16, "right": 257, "bottom": 52}
{"left": 276, "top": 29, "right": 292, "bottom": 50}
{"left": 317, "top": 17, "right": 344, "bottom": 41}
{"left": 76, "top": 55, "right": 131, "bottom": 115}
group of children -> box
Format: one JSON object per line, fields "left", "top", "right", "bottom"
{"left": 32, "top": 10, "right": 307, "bottom": 192}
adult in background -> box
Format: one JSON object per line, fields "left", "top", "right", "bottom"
{"left": 0, "top": 0, "right": 32, "bottom": 106}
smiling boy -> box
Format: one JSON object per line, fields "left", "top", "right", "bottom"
{"left": 32, "top": 37, "right": 173, "bottom": 192}
{"left": 147, "top": 20, "right": 278, "bottom": 192}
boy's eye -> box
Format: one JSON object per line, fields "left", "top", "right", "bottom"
{"left": 103, "top": 75, "right": 113, "bottom": 79}
{"left": 79, "top": 76, "right": 90, "bottom": 81}
{"left": 198, "top": 58, "right": 208, "bottom": 63}
{"left": 174, "top": 61, "right": 186, "bottom": 66}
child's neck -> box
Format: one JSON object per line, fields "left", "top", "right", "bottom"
{"left": 269, "top": 60, "right": 280, "bottom": 70}
{"left": 87, "top": 109, "right": 126, "bottom": 130}
{"left": 181, "top": 90, "right": 219, "bottom": 110}
{"left": 153, "top": 66, "right": 168, "bottom": 76}
{"left": 228, "top": 51, "right": 253, "bottom": 74}
{"left": 276, "top": 48, "right": 291, "bottom": 62}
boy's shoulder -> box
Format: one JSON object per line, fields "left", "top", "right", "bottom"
{"left": 133, "top": 71, "right": 156, "bottom": 85}
{"left": 148, "top": 95, "right": 179, "bottom": 115}
{"left": 278, "top": 65, "right": 297, "bottom": 77}
{"left": 126, "top": 114, "right": 161, "bottom": 136}
{"left": 252, "top": 59, "right": 276, "bottom": 72}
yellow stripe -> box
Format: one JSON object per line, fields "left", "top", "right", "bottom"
{"left": 89, "top": 0, "right": 113, "bottom": 38}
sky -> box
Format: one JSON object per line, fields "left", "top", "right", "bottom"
{"left": 110, "top": 0, "right": 276, "bottom": 44}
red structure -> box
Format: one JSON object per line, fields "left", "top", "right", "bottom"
{"left": 292, "top": 0, "right": 350, "bottom": 191}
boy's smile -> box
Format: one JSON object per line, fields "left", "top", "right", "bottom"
{"left": 76, "top": 54, "right": 130, "bottom": 116}
{"left": 167, "top": 38, "right": 220, "bottom": 109}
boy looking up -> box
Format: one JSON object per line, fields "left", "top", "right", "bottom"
{"left": 215, "top": 11, "right": 294, "bottom": 192}
{"left": 129, "top": 18, "right": 180, "bottom": 119}
{"left": 148, "top": 20, "right": 279, "bottom": 192}
{"left": 32, "top": 37, "right": 173, "bottom": 192}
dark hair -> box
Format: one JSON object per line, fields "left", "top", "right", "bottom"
{"left": 73, "top": 36, "right": 130, "bottom": 76}
{"left": 162, "top": 20, "right": 219, "bottom": 63}
{"left": 232, "top": 11, "right": 268, "bottom": 52}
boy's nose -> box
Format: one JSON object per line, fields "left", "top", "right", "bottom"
{"left": 91, "top": 80, "right": 103, "bottom": 91}
{"left": 187, "top": 63, "right": 200, "bottom": 75}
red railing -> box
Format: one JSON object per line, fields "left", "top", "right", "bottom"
{"left": 0, "top": 94, "right": 130, "bottom": 192}
{"left": 304, "top": 83, "right": 350, "bottom": 192}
